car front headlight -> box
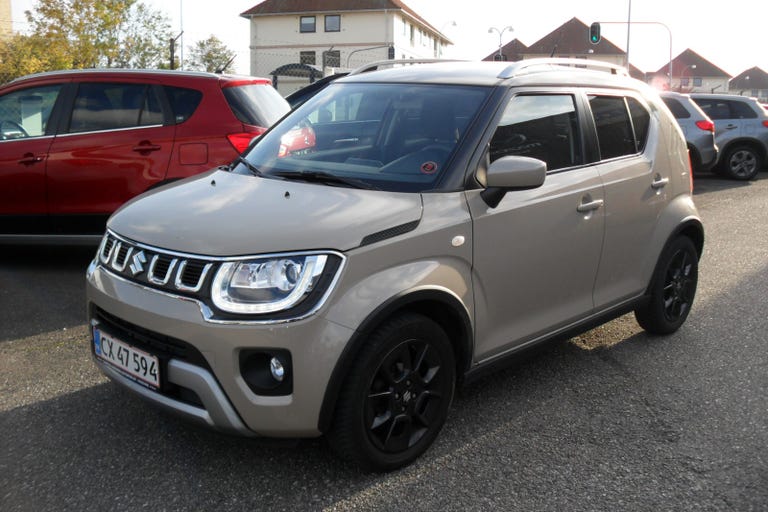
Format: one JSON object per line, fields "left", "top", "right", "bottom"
{"left": 211, "top": 254, "right": 331, "bottom": 315}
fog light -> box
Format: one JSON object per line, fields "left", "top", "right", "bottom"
{"left": 270, "top": 357, "right": 285, "bottom": 382}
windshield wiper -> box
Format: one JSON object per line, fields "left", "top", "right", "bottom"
{"left": 232, "top": 155, "right": 263, "bottom": 177}
{"left": 272, "top": 170, "right": 379, "bottom": 190}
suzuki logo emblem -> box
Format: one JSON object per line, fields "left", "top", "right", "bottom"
{"left": 129, "top": 250, "right": 147, "bottom": 276}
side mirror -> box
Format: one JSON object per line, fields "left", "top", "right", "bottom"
{"left": 481, "top": 156, "right": 547, "bottom": 208}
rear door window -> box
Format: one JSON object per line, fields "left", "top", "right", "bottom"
{"left": 68, "top": 83, "right": 163, "bottom": 133}
{"left": 589, "top": 95, "right": 650, "bottom": 160}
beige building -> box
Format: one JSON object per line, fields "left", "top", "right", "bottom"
{"left": 0, "top": 0, "right": 12, "bottom": 40}
{"left": 240, "top": 0, "right": 451, "bottom": 95}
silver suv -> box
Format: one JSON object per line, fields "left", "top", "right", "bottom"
{"left": 690, "top": 93, "right": 768, "bottom": 180}
{"left": 86, "top": 59, "right": 704, "bottom": 471}
{"left": 660, "top": 91, "right": 718, "bottom": 174}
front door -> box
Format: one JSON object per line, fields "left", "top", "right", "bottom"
{"left": 468, "top": 93, "right": 605, "bottom": 363}
{"left": 0, "top": 83, "right": 63, "bottom": 234}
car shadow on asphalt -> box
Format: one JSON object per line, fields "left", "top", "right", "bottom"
{"left": 0, "top": 245, "right": 96, "bottom": 342}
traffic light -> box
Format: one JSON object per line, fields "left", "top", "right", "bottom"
{"left": 589, "top": 22, "right": 601, "bottom": 44}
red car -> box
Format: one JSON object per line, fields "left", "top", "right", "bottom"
{"left": 0, "top": 69, "right": 289, "bottom": 242}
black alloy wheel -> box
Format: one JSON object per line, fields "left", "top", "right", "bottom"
{"left": 329, "top": 313, "right": 455, "bottom": 471}
{"left": 635, "top": 236, "right": 699, "bottom": 335}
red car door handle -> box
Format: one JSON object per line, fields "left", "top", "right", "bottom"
{"left": 132, "top": 142, "right": 162, "bottom": 153}
{"left": 18, "top": 153, "right": 45, "bottom": 165}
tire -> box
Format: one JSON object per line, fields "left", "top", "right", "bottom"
{"left": 328, "top": 313, "right": 456, "bottom": 471}
{"left": 722, "top": 145, "right": 761, "bottom": 180}
{"left": 635, "top": 236, "right": 699, "bottom": 335}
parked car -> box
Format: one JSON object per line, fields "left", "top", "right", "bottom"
{"left": 87, "top": 59, "right": 703, "bottom": 471}
{"left": 660, "top": 91, "right": 718, "bottom": 173}
{"left": 689, "top": 93, "right": 768, "bottom": 180}
{"left": 0, "top": 69, "right": 290, "bottom": 242}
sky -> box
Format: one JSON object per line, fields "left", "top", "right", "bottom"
{"left": 9, "top": 0, "right": 767, "bottom": 77}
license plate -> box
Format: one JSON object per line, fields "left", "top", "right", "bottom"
{"left": 93, "top": 327, "right": 160, "bottom": 390}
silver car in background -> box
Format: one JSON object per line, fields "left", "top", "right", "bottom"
{"left": 690, "top": 93, "right": 768, "bottom": 180}
{"left": 660, "top": 91, "right": 718, "bottom": 175}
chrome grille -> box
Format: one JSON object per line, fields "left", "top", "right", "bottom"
{"left": 98, "top": 232, "right": 215, "bottom": 297}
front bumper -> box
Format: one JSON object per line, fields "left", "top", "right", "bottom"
{"left": 86, "top": 261, "right": 355, "bottom": 437}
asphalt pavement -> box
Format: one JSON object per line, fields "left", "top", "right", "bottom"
{"left": 1, "top": 173, "right": 766, "bottom": 511}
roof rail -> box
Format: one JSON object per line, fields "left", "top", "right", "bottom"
{"left": 497, "top": 58, "right": 630, "bottom": 79}
{"left": 349, "top": 58, "right": 466, "bottom": 76}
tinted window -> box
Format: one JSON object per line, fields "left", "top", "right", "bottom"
{"left": 662, "top": 97, "right": 691, "bottom": 119}
{"left": 490, "top": 94, "right": 582, "bottom": 171}
{"left": 695, "top": 99, "right": 731, "bottom": 120}
{"left": 222, "top": 84, "right": 290, "bottom": 128}
{"left": 69, "top": 83, "right": 157, "bottom": 133}
{"left": 589, "top": 95, "right": 635, "bottom": 160}
{"left": 163, "top": 86, "right": 203, "bottom": 124}
{"left": 0, "top": 84, "right": 62, "bottom": 139}
{"left": 627, "top": 97, "right": 650, "bottom": 152}
{"left": 730, "top": 100, "right": 758, "bottom": 119}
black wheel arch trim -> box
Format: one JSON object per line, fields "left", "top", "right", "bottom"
{"left": 317, "top": 288, "right": 473, "bottom": 434}
{"left": 645, "top": 219, "right": 704, "bottom": 296}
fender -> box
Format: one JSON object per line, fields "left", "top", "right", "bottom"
{"left": 317, "top": 287, "right": 473, "bottom": 434}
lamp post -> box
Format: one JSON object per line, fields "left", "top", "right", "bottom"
{"left": 488, "top": 25, "right": 514, "bottom": 61}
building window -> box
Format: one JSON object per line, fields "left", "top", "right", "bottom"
{"left": 300, "top": 16, "right": 316, "bottom": 33}
{"left": 410, "top": 25, "right": 415, "bottom": 45}
{"left": 300, "top": 51, "right": 316, "bottom": 65}
{"left": 681, "top": 77, "right": 690, "bottom": 87}
{"left": 322, "top": 50, "right": 341, "bottom": 68}
{"left": 694, "top": 77, "right": 702, "bottom": 87}
{"left": 325, "top": 15, "right": 340, "bottom": 32}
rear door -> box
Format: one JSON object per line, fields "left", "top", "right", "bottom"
{"left": 588, "top": 93, "right": 663, "bottom": 308}
{"left": 0, "top": 83, "right": 64, "bottom": 234}
{"left": 468, "top": 92, "right": 605, "bottom": 362}
{"left": 46, "top": 80, "right": 174, "bottom": 233}
{"left": 693, "top": 97, "right": 745, "bottom": 146}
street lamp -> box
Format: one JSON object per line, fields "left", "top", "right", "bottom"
{"left": 488, "top": 25, "right": 514, "bottom": 61}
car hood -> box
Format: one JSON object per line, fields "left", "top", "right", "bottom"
{"left": 108, "top": 170, "right": 423, "bottom": 256}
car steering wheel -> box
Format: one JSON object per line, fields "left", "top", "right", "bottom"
{"left": 0, "top": 120, "right": 29, "bottom": 139}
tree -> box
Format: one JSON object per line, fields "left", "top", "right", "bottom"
{"left": 186, "top": 35, "right": 237, "bottom": 74}
{"left": 0, "top": 0, "right": 172, "bottom": 82}
{"left": 0, "top": 33, "right": 72, "bottom": 82}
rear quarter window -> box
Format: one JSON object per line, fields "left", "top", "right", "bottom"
{"left": 662, "top": 97, "right": 691, "bottom": 119}
{"left": 163, "top": 86, "right": 203, "bottom": 124}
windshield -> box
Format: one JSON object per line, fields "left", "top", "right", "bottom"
{"left": 236, "top": 82, "right": 491, "bottom": 192}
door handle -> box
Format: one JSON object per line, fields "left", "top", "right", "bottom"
{"left": 18, "top": 153, "right": 45, "bottom": 165}
{"left": 725, "top": 124, "right": 738, "bottom": 130}
{"left": 132, "top": 142, "right": 162, "bottom": 153}
{"left": 576, "top": 198, "right": 604, "bottom": 213}
{"left": 651, "top": 176, "right": 669, "bottom": 189}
